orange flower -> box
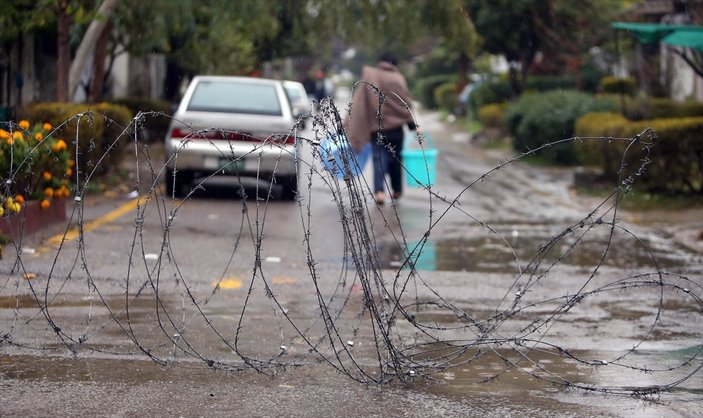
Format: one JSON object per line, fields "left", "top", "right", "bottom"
{"left": 51, "top": 139, "right": 67, "bottom": 152}
{"left": 14, "top": 195, "right": 24, "bottom": 205}
{"left": 44, "top": 187, "right": 54, "bottom": 198}
{"left": 43, "top": 123, "right": 52, "bottom": 131}
{"left": 42, "top": 171, "right": 52, "bottom": 181}
{"left": 0, "top": 129, "right": 9, "bottom": 139}
{"left": 66, "top": 168, "right": 73, "bottom": 176}
{"left": 40, "top": 199, "right": 50, "bottom": 210}
{"left": 19, "top": 120, "right": 30, "bottom": 130}
{"left": 67, "top": 159, "right": 75, "bottom": 168}
{"left": 34, "top": 132, "right": 44, "bottom": 141}
{"left": 12, "top": 131, "right": 23, "bottom": 141}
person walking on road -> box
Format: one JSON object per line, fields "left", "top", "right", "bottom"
{"left": 345, "top": 53, "right": 416, "bottom": 205}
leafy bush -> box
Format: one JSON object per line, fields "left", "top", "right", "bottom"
{"left": 505, "top": 90, "right": 615, "bottom": 165}
{"left": 599, "top": 76, "right": 636, "bottom": 96}
{"left": 0, "top": 120, "right": 72, "bottom": 215}
{"left": 619, "top": 97, "right": 703, "bottom": 120}
{"left": 467, "top": 79, "right": 512, "bottom": 116}
{"left": 112, "top": 97, "right": 173, "bottom": 142}
{"left": 93, "top": 103, "right": 133, "bottom": 170}
{"left": 433, "top": 82, "right": 458, "bottom": 113}
{"left": 413, "top": 75, "right": 454, "bottom": 109}
{"left": 575, "top": 112, "right": 703, "bottom": 194}
{"left": 525, "top": 74, "right": 577, "bottom": 92}
{"left": 19, "top": 102, "right": 132, "bottom": 177}
{"left": 579, "top": 60, "right": 608, "bottom": 94}
{"left": 477, "top": 103, "right": 507, "bottom": 128}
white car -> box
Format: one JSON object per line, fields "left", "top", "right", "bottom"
{"left": 164, "top": 76, "right": 301, "bottom": 199}
{"left": 283, "top": 80, "right": 312, "bottom": 120}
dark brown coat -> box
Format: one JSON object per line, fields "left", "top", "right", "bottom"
{"left": 344, "top": 62, "right": 414, "bottom": 151}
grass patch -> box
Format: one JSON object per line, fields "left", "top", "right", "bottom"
{"left": 575, "top": 182, "right": 703, "bottom": 211}
{"left": 519, "top": 153, "right": 562, "bottom": 167}
{"left": 619, "top": 191, "right": 703, "bottom": 211}
{"left": 463, "top": 118, "right": 482, "bottom": 134}
{"left": 481, "top": 136, "right": 512, "bottom": 151}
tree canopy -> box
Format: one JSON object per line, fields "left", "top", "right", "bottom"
{"left": 5, "top": 0, "right": 636, "bottom": 102}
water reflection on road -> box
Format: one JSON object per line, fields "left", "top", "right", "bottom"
{"left": 376, "top": 222, "right": 702, "bottom": 274}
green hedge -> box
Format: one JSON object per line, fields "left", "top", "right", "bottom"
{"left": 525, "top": 74, "right": 577, "bottom": 92}
{"left": 477, "top": 103, "right": 507, "bottom": 129}
{"left": 467, "top": 79, "right": 512, "bottom": 117}
{"left": 413, "top": 75, "right": 454, "bottom": 109}
{"left": 616, "top": 97, "right": 703, "bottom": 120}
{"left": 434, "top": 82, "right": 458, "bottom": 113}
{"left": 575, "top": 112, "right": 703, "bottom": 194}
{"left": 19, "top": 102, "right": 133, "bottom": 178}
{"left": 505, "top": 90, "right": 615, "bottom": 165}
{"left": 599, "top": 76, "right": 636, "bottom": 96}
{"left": 112, "top": 97, "right": 173, "bottom": 142}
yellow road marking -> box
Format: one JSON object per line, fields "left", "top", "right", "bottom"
{"left": 46, "top": 198, "right": 142, "bottom": 247}
{"left": 215, "top": 278, "right": 243, "bottom": 289}
{"left": 212, "top": 276, "right": 295, "bottom": 289}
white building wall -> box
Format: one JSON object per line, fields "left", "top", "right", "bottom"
{"left": 110, "top": 53, "right": 130, "bottom": 98}
{"left": 662, "top": 46, "right": 703, "bottom": 101}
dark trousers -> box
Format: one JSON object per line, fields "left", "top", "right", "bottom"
{"left": 371, "top": 127, "right": 404, "bottom": 194}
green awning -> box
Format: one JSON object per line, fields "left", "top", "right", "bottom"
{"left": 663, "top": 30, "right": 703, "bottom": 51}
{"left": 611, "top": 22, "right": 703, "bottom": 44}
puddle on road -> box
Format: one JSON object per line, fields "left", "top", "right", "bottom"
{"left": 406, "top": 344, "right": 703, "bottom": 416}
{"left": 377, "top": 227, "right": 698, "bottom": 274}
{"left": 2, "top": 348, "right": 700, "bottom": 417}
{"left": 0, "top": 293, "right": 163, "bottom": 312}
{"left": 0, "top": 292, "right": 178, "bottom": 355}
{"left": 0, "top": 294, "right": 41, "bottom": 310}
{"left": 407, "top": 345, "right": 592, "bottom": 394}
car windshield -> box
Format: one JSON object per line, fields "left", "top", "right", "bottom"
{"left": 187, "top": 80, "right": 283, "bottom": 116}
{"left": 285, "top": 86, "right": 302, "bottom": 101}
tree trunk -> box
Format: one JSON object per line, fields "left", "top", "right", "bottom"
{"left": 163, "top": 58, "right": 187, "bottom": 102}
{"left": 56, "top": 1, "right": 70, "bottom": 102}
{"left": 88, "top": 20, "right": 112, "bottom": 102}
{"left": 457, "top": 52, "right": 470, "bottom": 89}
{"left": 69, "top": 0, "right": 121, "bottom": 100}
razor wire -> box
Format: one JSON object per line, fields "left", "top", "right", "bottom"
{"left": 0, "top": 86, "right": 701, "bottom": 398}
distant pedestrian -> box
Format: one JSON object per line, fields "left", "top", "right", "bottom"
{"left": 345, "top": 53, "right": 415, "bottom": 205}
{"left": 313, "top": 70, "right": 326, "bottom": 102}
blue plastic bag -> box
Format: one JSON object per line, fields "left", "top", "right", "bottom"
{"left": 319, "top": 133, "right": 371, "bottom": 179}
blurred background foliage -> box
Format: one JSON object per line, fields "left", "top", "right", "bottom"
{"left": 3, "top": 0, "right": 703, "bottom": 196}
{"left": 1, "top": 0, "right": 626, "bottom": 100}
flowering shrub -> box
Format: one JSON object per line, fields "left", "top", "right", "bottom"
{"left": 20, "top": 102, "right": 133, "bottom": 177}
{"left": 0, "top": 120, "right": 73, "bottom": 215}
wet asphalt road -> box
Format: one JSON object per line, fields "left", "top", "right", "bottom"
{"left": 1, "top": 102, "right": 702, "bottom": 417}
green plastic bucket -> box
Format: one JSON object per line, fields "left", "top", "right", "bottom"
{"left": 402, "top": 147, "right": 438, "bottom": 188}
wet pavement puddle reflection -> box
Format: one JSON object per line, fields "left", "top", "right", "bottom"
{"left": 376, "top": 224, "right": 701, "bottom": 274}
